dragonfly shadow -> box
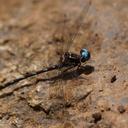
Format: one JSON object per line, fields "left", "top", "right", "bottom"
{"left": 37, "top": 65, "right": 94, "bottom": 83}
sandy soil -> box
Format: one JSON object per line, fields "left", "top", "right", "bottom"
{"left": 0, "top": 0, "right": 128, "bottom": 128}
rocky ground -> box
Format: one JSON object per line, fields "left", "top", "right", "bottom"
{"left": 0, "top": 0, "right": 128, "bottom": 128}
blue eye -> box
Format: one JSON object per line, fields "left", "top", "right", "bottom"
{"left": 80, "top": 48, "right": 90, "bottom": 62}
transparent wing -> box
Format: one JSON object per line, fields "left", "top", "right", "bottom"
{"left": 62, "top": 0, "right": 92, "bottom": 53}
{"left": 45, "top": 0, "right": 92, "bottom": 106}
{"left": 51, "top": 13, "right": 70, "bottom": 56}
{"left": 51, "top": 0, "right": 91, "bottom": 57}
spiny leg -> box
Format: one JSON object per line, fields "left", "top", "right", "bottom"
{"left": 61, "top": 65, "right": 77, "bottom": 73}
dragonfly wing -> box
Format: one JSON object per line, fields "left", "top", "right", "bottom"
{"left": 43, "top": 0, "right": 92, "bottom": 109}
{"left": 50, "top": 0, "right": 91, "bottom": 60}
{"left": 51, "top": 13, "right": 70, "bottom": 56}
{"left": 63, "top": 0, "right": 92, "bottom": 52}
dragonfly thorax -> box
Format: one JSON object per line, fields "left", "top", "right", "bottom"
{"left": 61, "top": 52, "right": 80, "bottom": 66}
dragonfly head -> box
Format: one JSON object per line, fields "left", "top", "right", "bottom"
{"left": 80, "top": 48, "right": 90, "bottom": 62}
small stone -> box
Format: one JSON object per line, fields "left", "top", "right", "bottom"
{"left": 117, "top": 105, "right": 125, "bottom": 113}
{"left": 0, "top": 75, "right": 6, "bottom": 83}
{"left": 111, "top": 75, "right": 117, "bottom": 83}
{"left": 92, "top": 112, "right": 102, "bottom": 123}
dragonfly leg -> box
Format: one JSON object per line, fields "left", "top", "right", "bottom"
{"left": 62, "top": 65, "right": 76, "bottom": 73}
{"left": 77, "top": 61, "right": 82, "bottom": 69}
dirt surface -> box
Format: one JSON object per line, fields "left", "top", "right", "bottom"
{"left": 0, "top": 0, "right": 128, "bottom": 128}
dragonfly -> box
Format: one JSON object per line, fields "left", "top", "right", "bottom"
{"left": 0, "top": 0, "right": 91, "bottom": 91}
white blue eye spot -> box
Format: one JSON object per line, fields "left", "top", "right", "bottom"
{"left": 80, "top": 48, "right": 90, "bottom": 62}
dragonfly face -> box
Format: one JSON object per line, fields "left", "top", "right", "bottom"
{"left": 80, "top": 48, "right": 90, "bottom": 62}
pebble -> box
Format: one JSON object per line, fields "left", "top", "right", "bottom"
{"left": 92, "top": 112, "right": 102, "bottom": 123}
{"left": 117, "top": 105, "right": 125, "bottom": 113}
